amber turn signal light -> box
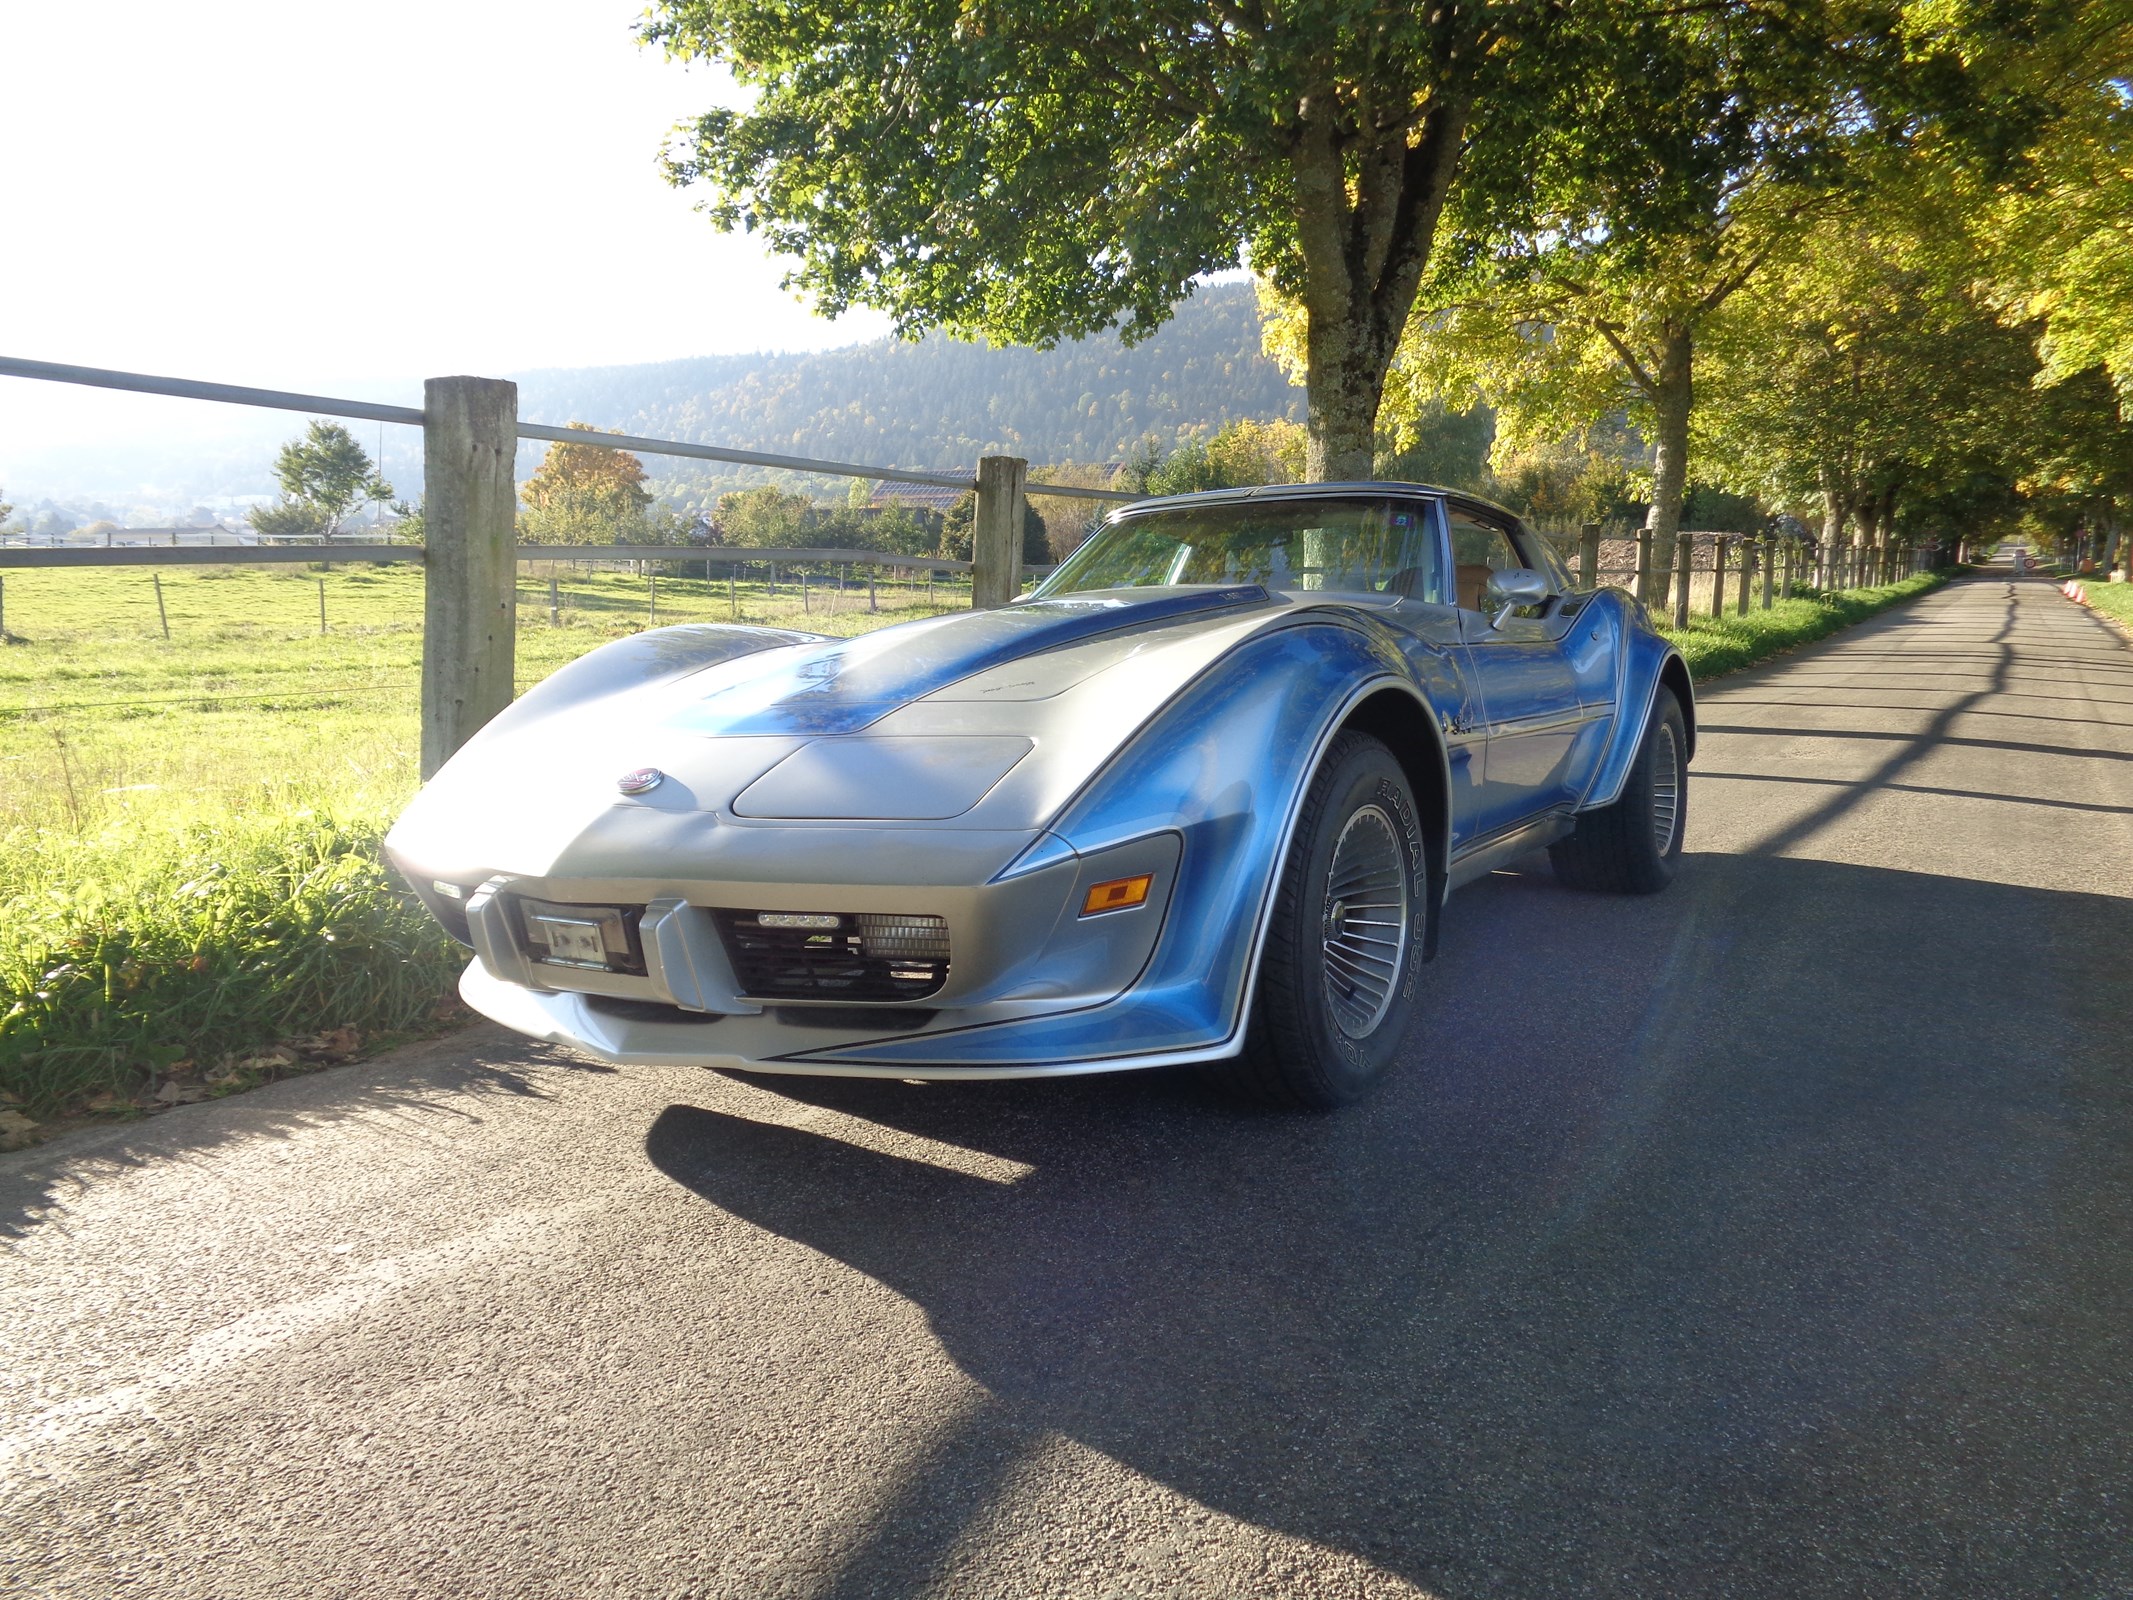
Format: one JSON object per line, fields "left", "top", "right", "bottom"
{"left": 1080, "top": 874, "right": 1154, "bottom": 917}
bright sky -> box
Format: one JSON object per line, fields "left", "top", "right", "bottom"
{"left": 0, "top": 0, "right": 887, "bottom": 496}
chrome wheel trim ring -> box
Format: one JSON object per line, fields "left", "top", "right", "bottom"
{"left": 1650, "top": 720, "right": 1682, "bottom": 856}
{"left": 1320, "top": 803, "right": 1411, "bottom": 1040}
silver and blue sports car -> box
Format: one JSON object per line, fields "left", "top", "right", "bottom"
{"left": 387, "top": 483, "right": 1693, "bottom": 1107}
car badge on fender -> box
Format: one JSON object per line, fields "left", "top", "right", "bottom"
{"left": 616, "top": 767, "right": 664, "bottom": 795}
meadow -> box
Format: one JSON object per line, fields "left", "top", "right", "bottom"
{"left": 0, "top": 559, "right": 967, "bottom": 1121}
{"left": 0, "top": 554, "right": 1950, "bottom": 1124}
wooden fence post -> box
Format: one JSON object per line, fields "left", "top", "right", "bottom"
{"left": 1635, "top": 528, "right": 1653, "bottom": 604}
{"left": 1579, "top": 522, "right": 1602, "bottom": 590}
{"left": 1672, "top": 533, "right": 1693, "bottom": 629}
{"left": 973, "top": 455, "right": 1028, "bottom": 608}
{"left": 420, "top": 375, "right": 518, "bottom": 779}
{"left": 1710, "top": 537, "right": 1729, "bottom": 619}
{"left": 1760, "top": 539, "right": 1775, "bottom": 609}
{"left": 1738, "top": 538, "right": 1755, "bottom": 614}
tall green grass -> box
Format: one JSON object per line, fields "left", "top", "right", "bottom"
{"left": 0, "top": 561, "right": 968, "bottom": 1119}
{"left": 1, "top": 798, "right": 462, "bottom": 1113}
{"left": 1660, "top": 570, "right": 1955, "bottom": 680}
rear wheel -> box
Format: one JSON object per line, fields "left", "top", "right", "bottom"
{"left": 1549, "top": 686, "right": 1687, "bottom": 894}
{"left": 1217, "top": 732, "right": 1428, "bottom": 1109}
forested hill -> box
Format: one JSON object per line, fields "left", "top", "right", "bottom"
{"left": 511, "top": 281, "right": 1301, "bottom": 475}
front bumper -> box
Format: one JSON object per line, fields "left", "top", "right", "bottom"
{"left": 434, "top": 830, "right": 1211, "bottom": 1076}
{"left": 460, "top": 961, "right": 1195, "bottom": 1079}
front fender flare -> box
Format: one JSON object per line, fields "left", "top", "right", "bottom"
{"left": 800, "top": 619, "right": 1451, "bottom": 1070}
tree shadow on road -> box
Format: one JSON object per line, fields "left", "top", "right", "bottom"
{"left": 647, "top": 855, "right": 2133, "bottom": 1599}
{"left": 0, "top": 1026, "right": 596, "bottom": 1241}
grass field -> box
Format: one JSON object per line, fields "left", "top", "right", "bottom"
{"left": 2070, "top": 574, "right": 2133, "bottom": 633}
{"left": 0, "top": 554, "right": 1953, "bottom": 1125}
{"left": 0, "top": 560, "right": 967, "bottom": 1123}
{"left": 1661, "top": 569, "right": 1953, "bottom": 680}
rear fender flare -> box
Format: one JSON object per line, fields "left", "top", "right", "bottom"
{"left": 1582, "top": 630, "right": 1695, "bottom": 811}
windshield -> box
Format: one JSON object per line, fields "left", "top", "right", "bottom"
{"left": 1037, "top": 498, "right": 1441, "bottom": 602}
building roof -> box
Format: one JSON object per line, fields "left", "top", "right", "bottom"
{"left": 870, "top": 481, "right": 967, "bottom": 512}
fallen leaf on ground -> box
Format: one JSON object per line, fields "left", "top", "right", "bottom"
{"left": 0, "top": 1109, "right": 39, "bottom": 1136}
{"left": 294, "top": 1026, "right": 362, "bottom": 1061}
{"left": 86, "top": 1092, "right": 122, "bottom": 1113}
{"left": 154, "top": 1081, "right": 211, "bottom": 1106}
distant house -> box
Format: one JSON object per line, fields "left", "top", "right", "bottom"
{"left": 869, "top": 481, "right": 967, "bottom": 514}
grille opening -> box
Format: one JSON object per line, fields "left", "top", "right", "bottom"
{"left": 716, "top": 911, "right": 950, "bottom": 1002}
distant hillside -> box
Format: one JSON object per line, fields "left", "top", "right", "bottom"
{"left": 0, "top": 283, "right": 1299, "bottom": 517}
{"left": 511, "top": 281, "right": 1301, "bottom": 495}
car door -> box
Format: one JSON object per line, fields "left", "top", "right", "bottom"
{"left": 1442, "top": 502, "right": 1587, "bottom": 837}
{"left": 1378, "top": 496, "right": 1490, "bottom": 855}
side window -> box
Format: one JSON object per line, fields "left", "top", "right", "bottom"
{"left": 1446, "top": 510, "right": 1522, "bottom": 613}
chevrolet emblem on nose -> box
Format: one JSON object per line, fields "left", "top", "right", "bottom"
{"left": 616, "top": 767, "right": 664, "bottom": 795}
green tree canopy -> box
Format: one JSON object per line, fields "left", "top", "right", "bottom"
{"left": 1342, "top": 0, "right": 2045, "bottom": 603}
{"left": 644, "top": 0, "right": 1629, "bottom": 480}
{"left": 251, "top": 421, "right": 391, "bottom": 539}
{"left": 715, "top": 485, "right": 814, "bottom": 547}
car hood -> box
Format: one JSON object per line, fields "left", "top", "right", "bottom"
{"left": 390, "top": 585, "right": 1355, "bottom": 883}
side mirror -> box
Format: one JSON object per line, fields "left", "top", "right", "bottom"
{"left": 1484, "top": 568, "right": 1552, "bottom": 629}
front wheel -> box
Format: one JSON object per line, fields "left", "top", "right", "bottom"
{"left": 1216, "top": 732, "right": 1428, "bottom": 1110}
{"left": 1549, "top": 686, "right": 1687, "bottom": 895}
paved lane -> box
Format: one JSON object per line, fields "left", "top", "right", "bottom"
{"left": 5, "top": 563, "right": 2130, "bottom": 1599}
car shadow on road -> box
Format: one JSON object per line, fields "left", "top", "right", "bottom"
{"left": 647, "top": 853, "right": 2133, "bottom": 1599}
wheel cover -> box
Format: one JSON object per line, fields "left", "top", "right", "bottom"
{"left": 1650, "top": 720, "right": 1682, "bottom": 855}
{"left": 1320, "top": 803, "right": 1411, "bottom": 1039}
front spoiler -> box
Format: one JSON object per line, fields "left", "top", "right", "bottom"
{"left": 460, "top": 962, "right": 1227, "bottom": 1081}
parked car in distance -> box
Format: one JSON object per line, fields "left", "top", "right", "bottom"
{"left": 388, "top": 483, "right": 1693, "bottom": 1107}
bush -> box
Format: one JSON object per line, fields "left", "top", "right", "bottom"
{"left": 0, "top": 804, "right": 463, "bottom": 1114}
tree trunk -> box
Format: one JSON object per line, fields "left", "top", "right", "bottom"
{"left": 1641, "top": 327, "right": 1693, "bottom": 613}
{"left": 1302, "top": 320, "right": 1393, "bottom": 481}
{"left": 1818, "top": 472, "right": 1852, "bottom": 590}
{"left": 1291, "top": 94, "right": 1470, "bottom": 482}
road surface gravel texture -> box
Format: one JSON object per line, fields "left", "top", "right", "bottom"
{"left": 4, "top": 557, "right": 2130, "bottom": 1600}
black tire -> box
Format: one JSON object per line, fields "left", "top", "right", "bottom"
{"left": 1549, "top": 687, "right": 1687, "bottom": 895}
{"left": 1215, "top": 732, "right": 1429, "bottom": 1110}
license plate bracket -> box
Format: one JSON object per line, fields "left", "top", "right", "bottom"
{"left": 519, "top": 899, "right": 632, "bottom": 970}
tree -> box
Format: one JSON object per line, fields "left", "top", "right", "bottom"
{"left": 251, "top": 421, "right": 390, "bottom": 539}
{"left": 715, "top": 485, "right": 813, "bottom": 547}
{"left": 1029, "top": 462, "right": 1123, "bottom": 562}
{"left": 1334, "top": 3, "right": 1876, "bottom": 605}
{"left": 1327, "top": 3, "right": 2075, "bottom": 604}
{"left": 939, "top": 491, "right": 1047, "bottom": 566}
{"left": 0, "top": 488, "right": 13, "bottom": 533}
{"left": 521, "top": 423, "right": 655, "bottom": 544}
{"left": 643, "top": 0, "right": 1614, "bottom": 480}
{"left": 247, "top": 500, "right": 332, "bottom": 539}
{"left": 1978, "top": 17, "right": 2133, "bottom": 407}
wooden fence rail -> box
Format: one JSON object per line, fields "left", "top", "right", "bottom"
{"left": 0, "top": 352, "right": 1949, "bottom": 774}
{"left": 0, "top": 356, "right": 1139, "bottom": 773}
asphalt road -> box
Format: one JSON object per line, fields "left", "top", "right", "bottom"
{"left": 6, "top": 559, "right": 2130, "bottom": 1600}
